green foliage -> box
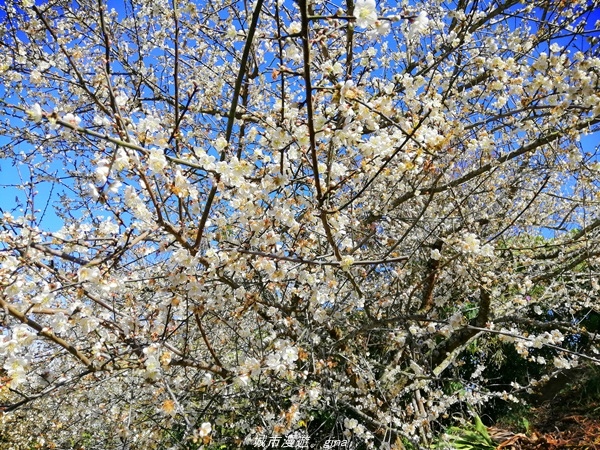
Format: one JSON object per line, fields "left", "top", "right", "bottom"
{"left": 493, "top": 402, "right": 533, "bottom": 434}
{"left": 434, "top": 415, "right": 496, "bottom": 450}
{"left": 399, "top": 437, "right": 419, "bottom": 450}
{"left": 563, "top": 364, "right": 600, "bottom": 412}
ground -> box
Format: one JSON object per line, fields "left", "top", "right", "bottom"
{"left": 491, "top": 367, "right": 600, "bottom": 449}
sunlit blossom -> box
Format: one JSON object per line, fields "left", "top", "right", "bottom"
{"left": 62, "top": 112, "right": 81, "bottom": 127}
{"left": 409, "top": 11, "right": 429, "bottom": 38}
{"left": 78, "top": 266, "right": 101, "bottom": 283}
{"left": 26, "top": 103, "right": 43, "bottom": 122}
{"left": 148, "top": 148, "right": 168, "bottom": 174}
{"left": 353, "top": 0, "right": 378, "bottom": 29}
{"left": 1, "top": 0, "right": 598, "bottom": 447}
{"left": 198, "top": 422, "right": 212, "bottom": 437}
{"left": 460, "top": 233, "right": 481, "bottom": 253}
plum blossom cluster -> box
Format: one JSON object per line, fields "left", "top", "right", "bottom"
{"left": 0, "top": 327, "right": 35, "bottom": 388}
{"left": 1, "top": 0, "right": 599, "bottom": 448}
{"left": 458, "top": 232, "right": 495, "bottom": 257}
{"left": 265, "top": 343, "right": 300, "bottom": 374}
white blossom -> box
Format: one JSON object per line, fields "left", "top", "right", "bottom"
{"left": 26, "top": 103, "right": 43, "bottom": 122}
{"left": 353, "top": 0, "right": 378, "bottom": 29}
{"left": 409, "top": 11, "right": 429, "bottom": 38}
{"left": 62, "top": 112, "right": 81, "bottom": 127}
{"left": 78, "top": 266, "right": 101, "bottom": 283}
{"left": 148, "top": 148, "right": 168, "bottom": 174}
{"left": 198, "top": 422, "right": 212, "bottom": 437}
{"left": 460, "top": 233, "right": 481, "bottom": 253}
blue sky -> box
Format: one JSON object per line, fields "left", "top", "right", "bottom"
{"left": 1, "top": 0, "right": 599, "bottom": 233}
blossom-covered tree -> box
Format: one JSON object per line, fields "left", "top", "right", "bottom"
{"left": 1, "top": 0, "right": 599, "bottom": 447}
